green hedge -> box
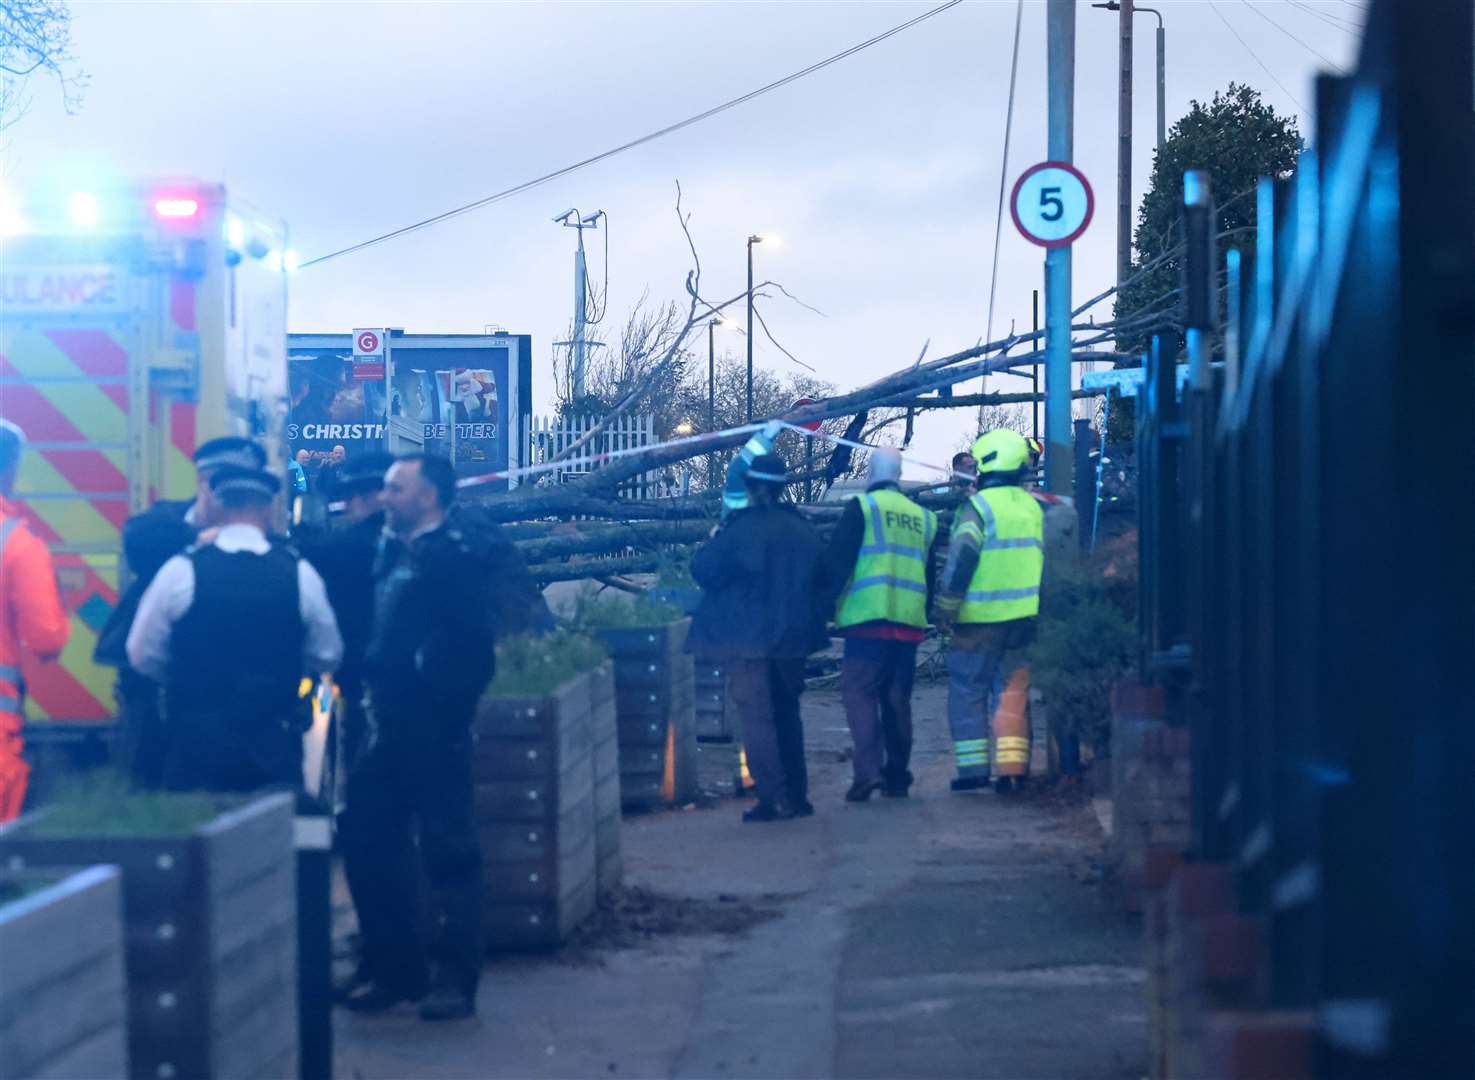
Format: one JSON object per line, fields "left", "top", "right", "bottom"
{"left": 1031, "top": 569, "right": 1136, "bottom": 754}
{"left": 485, "top": 629, "right": 609, "bottom": 699}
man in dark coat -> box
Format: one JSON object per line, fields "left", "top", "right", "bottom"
{"left": 97, "top": 437, "right": 268, "bottom": 787}
{"left": 689, "top": 453, "right": 828, "bottom": 822}
{"left": 341, "top": 454, "right": 499, "bottom": 1022}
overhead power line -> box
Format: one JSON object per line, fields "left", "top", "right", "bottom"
{"left": 1206, "top": 0, "right": 1305, "bottom": 113}
{"left": 301, "top": 0, "right": 964, "bottom": 269}
{"left": 1284, "top": 0, "right": 1361, "bottom": 37}
{"left": 1241, "top": 0, "right": 1347, "bottom": 74}
{"left": 980, "top": 0, "right": 1025, "bottom": 413}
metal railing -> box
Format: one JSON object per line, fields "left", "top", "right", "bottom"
{"left": 1135, "top": 0, "right": 1474, "bottom": 1071}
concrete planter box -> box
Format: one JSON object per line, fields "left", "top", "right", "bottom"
{"left": 0, "top": 865, "right": 128, "bottom": 1080}
{"left": 475, "top": 668, "right": 600, "bottom": 949}
{"left": 589, "top": 661, "right": 623, "bottom": 896}
{"left": 594, "top": 618, "right": 699, "bottom": 809}
{"left": 0, "top": 792, "right": 298, "bottom": 1080}
{"left": 692, "top": 656, "right": 734, "bottom": 742}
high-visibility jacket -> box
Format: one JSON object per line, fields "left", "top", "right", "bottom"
{"left": 956, "top": 486, "right": 1044, "bottom": 624}
{"left": 836, "top": 489, "right": 937, "bottom": 629}
{"left": 0, "top": 498, "right": 71, "bottom": 820}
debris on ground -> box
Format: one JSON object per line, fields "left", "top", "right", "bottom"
{"left": 551, "top": 885, "right": 787, "bottom": 966}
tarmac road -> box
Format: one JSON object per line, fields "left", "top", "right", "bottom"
{"left": 335, "top": 681, "right": 1146, "bottom": 1080}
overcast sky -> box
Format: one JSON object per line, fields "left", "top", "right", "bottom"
{"left": 6, "top": 0, "right": 1361, "bottom": 473}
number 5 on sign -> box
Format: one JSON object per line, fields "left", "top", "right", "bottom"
{"left": 1011, "top": 161, "right": 1094, "bottom": 249}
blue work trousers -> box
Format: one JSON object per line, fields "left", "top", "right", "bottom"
{"left": 946, "top": 630, "right": 1030, "bottom": 780}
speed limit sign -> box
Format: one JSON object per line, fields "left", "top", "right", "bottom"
{"left": 1010, "top": 161, "right": 1094, "bottom": 249}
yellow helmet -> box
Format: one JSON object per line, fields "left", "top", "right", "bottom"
{"left": 970, "top": 429, "right": 1031, "bottom": 478}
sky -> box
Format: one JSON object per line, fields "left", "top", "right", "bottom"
{"left": 4, "top": 0, "right": 1363, "bottom": 475}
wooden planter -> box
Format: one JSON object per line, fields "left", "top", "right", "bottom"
{"left": 474, "top": 669, "right": 599, "bottom": 949}
{"left": 589, "top": 661, "right": 623, "bottom": 896}
{"left": 0, "top": 865, "right": 128, "bottom": 1079}
{"left": 692, "top": 656, "right": 734, "bottom": 742}
{"left": 0, "top": 793, "right": 298, "bottom": 1080}
{"left": 595, "top": 619, "right": 699, "bottom": 809}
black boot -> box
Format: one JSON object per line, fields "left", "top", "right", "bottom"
{"left": 419, "top": 984, "right": 476, "bottom": 1022}
{"left": 950, "top": 776, "right": 990, "bottom": 792}
{"left": 342, "top": 981, "right": 425, "bottom": 1014}
{"left": 743, "top": 800, "right": 796, "bottom": 823}
{"left": 845, "top": 778, "right": 883, "bottom": 803}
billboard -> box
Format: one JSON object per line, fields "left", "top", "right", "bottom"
{"left": 286, "top": 333, "right": 531, "bottom": 492}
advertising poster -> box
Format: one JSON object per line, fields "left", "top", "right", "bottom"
{"left": 286, "top": 341, "right": 515, "bottom": 491}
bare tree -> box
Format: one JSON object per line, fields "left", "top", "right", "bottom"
{"left": 552, "top": 287, "right": 694, "bottom": 436}
{"left": 1, "top": 1, "right": 85, "bottom": 132}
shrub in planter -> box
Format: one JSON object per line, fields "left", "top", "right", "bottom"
{"left": 0, "top": 783, "right": 298, "bottom": 1080}
{"left": 571, "top": 591, "right": 698, "bottom": 809}
{"left": 1031, "top": 569, "right": 1137, "bottom": 759}
{"left": 476, "top": 630, "right": 609, "bottom": 948}
{"left": 0, "top": 865, "right": 128, "bottom": 1079}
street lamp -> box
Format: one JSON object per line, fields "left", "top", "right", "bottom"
{"left": 745, "top": 234, "right": 775, "bottom": 423}
{"left": 1092, "top": 1, "right": 1166, "bottom": 152}
{"left": 705, "top": 313, "right": 733, "bottom": 489}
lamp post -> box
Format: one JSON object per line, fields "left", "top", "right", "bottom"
{"left": 708, "top": 317, "right": 718, "bottom": 488}
{"left": 746, "top": 234, "right": 763, "bottom": 422}
{"left": 1092, "top": 2, "right": 1166, "bottom": 152}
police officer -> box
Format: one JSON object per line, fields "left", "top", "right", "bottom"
{"left": 300, "top": 453, "right": 394, "bottom": 767}
{"left": 342, "top": 454, "right": 497, "bottom": 1022}
{"left": 125, "top": 465, "right": 343, "bottom": 792}
{"left": 98, "top": 436, "right": 269, "bottom": 787}
{"left": 934, "top": 430, "right": 1045, "bottom": 792}
{"left": 298, "top": 452, "right": 393, "bottom": 1002}
{"left": 823, "top": 448, "right": 938, "bottom": 801}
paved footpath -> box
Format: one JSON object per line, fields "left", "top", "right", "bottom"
{"left": 336, "top": 682, "right": 1146, "bottom": 1080}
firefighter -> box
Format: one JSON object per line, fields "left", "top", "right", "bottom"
{"left": 690, "top": 452, "right": 828, "bottom": 822}
{"left": 342, "top": 454, "right": 498, "bottom": 1022}
{"left": 822, "top": 448, "right": 937, "bottom": 801}
{"left": 125, "top": 466, "right": 343, "bottom": 792}
{"left": 98, "top": 436, "right": 269, "bottom": 787}
{"left": 934, "top": 430, "right": 1044, "bottom": 793}
{"left": 0, "top": 422, "right": 71, "bottom": 821}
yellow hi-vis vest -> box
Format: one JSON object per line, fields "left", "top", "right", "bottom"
{"left": 957, "top": 486, "right": 1044, "bottom": 624}
{"left": 836, "top": 488, "right": 938, "bottom": 629}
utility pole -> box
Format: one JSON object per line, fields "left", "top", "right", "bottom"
{"left": 1151, "top": 9, "right": 1165, "bottom": 151}
{"left": 1117, "top": 0, "right": 1133, "bottom": 292}
{"left": 1045, "top": 0, "right": 1076, "bottom": 495}
{"left": 554, "top": 209, "right": 604, "bottom": 403}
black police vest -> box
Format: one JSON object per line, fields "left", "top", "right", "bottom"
{"left": 164, "top": 543, "right": 305, "bottom": 792}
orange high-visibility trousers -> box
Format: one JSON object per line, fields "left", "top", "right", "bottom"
{"left": 0, "top": 728, "right": 29, "bottom": 821}
{"left": 990, "top": 667, "right": 1032, "bottom": 777}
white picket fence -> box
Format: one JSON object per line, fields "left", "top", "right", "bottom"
{"left": 521, "top": 414, "right": 662, "bottom": 498}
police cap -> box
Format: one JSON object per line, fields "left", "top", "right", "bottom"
{"left": 208, "top": 465, "right": 280, "bottom": 502}
{"left": 332, "top": 452, "right": 394, "bottom": 498}
{"left": 194, "top": 437, "right": 266, "bottom": 473}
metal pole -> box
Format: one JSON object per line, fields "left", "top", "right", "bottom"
{"left": 708, "top": 320, "right": 716, "bottom": 489}
{"left": 1045, "top": 0, "right": 1076, "bottom": 495}
{"left": 1031, "top": 288, "right": 1040, "bottom": 442}
{"left": 383, "top": 337, "right": 394, "bottom": 454}
{"left": 746, "top": 238, "right": 755, "bottom": 423}
{"left": 1117, "top": 0, "right": 1133, "bottom": 291}
{"left": 1156, "top": 23, "right": 1166, "bottom": 152}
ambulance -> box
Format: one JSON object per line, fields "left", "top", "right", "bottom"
{"left": 0, "top": 179, "right": 292, "bottom": 735}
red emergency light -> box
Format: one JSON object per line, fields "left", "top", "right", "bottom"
{"left": 154, "top": 197, "right": 199, "bottom": 219}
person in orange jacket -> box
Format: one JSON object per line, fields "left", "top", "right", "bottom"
{"left": 0, "top": 421, "right": 71, "bottom": 821}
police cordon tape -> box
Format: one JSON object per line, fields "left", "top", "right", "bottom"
{"left": 324, "top": 418, "right": 956, "bottom": 512}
